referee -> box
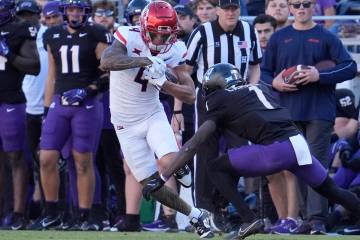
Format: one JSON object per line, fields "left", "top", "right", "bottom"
{"left": 185, "top": 0, "right": 262, "bottom": 220}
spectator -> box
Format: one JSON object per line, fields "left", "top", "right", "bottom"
{"left": 261, "top": 0, "right": 357, "bottom": 234}
{"left": 92, "top": 0, "right": 118, "bottom": 32}
{"left": 191, "top": 0, "right": 217, "bottom": 23}
{"left": 43, "top": 1, "right": 63, "bottom": 27}
{"left": 265, "top": 0, "right": 291, "bottom": 30}
{"left": 253, "top": 14, "right": 277, "bottom": 50}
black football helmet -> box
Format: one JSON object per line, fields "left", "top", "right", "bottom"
{"left": 59, "top": 0, "right": 91, "bottom": 29}
{"left": 0, "top": 0, "right": 14, "bottom": 26}
{"left": 202, "top": 63, "right": 246, "bottom": 96}
{"left": 125, "top": 0, "right": 150, "bottom": 25}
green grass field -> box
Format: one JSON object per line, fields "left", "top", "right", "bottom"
{"left": 0, "top": 231, "right": 358, "bottom": 240}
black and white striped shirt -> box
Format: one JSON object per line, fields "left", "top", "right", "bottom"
{"left": 186, "top": 20, "right": 262, "bottom": 84}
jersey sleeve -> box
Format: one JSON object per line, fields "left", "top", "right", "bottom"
{"left": 336, "top": 89, "right": 359, "bottom": 119}
{"left": 113, "top": 26, "right": 130, "bottom": 46}
{"left": 16, "top": 22, "right": 37, "bottom": 40}
{"left": 166, "top": 41, "right": 187, "bottom": 68}
{"left": 42, "top": 27, "right": 52, "bottom": 51}
{"left": 185, "top": 25, "right": 204, "bottom": 66}
{"left": 205, "top": 92, "right": 226, "bottom": 124}
{"left": 91, "top": 23, "right": 112, "bottom": 44}
{"left": 249, "top": 24, "right": 262, "bottom": 65}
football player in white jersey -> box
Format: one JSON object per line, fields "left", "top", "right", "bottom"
{"left": 100, "top": 1, "right": 213, "bottom": 238}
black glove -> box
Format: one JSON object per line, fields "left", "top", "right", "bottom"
{"left": 142, "top": 174, "right": 165, "bottom": 201}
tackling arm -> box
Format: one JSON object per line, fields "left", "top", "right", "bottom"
{"left": 100, "top": 40, "right": 152, "bottom": 71}
{"left": 161, "top": 120, "right": 217, "bottom": 179}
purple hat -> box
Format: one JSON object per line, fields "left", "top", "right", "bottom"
{"left": 43, "top": 1, "right": 61, "bottom": 16}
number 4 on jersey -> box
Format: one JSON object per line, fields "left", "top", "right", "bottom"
{"left": 134, "top": 67, "right": 148, "bottom": 92}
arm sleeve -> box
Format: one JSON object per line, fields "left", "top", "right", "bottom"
{"left": 318, "top": 35, "right": 357, "bottom": 85}
{"left": 185, "top": 26, "right": 203, "bottom": 66}
{"left": 260, "top": 34, "right": 277, "bottom": 85}
{"left": 249, "top": 25, "right": 262, "bottom": 65}
{"left": 42, "top": 28, "right": 51, "bottom": 52}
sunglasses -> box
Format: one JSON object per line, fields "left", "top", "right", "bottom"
{"left": 290, "top": 1, "right": 313, "bottom": 9}
{"left": 94, "top": 9, "right": 114, "bottom": 17}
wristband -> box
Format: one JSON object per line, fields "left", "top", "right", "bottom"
{"left": 173, "top": 110, "right": 182, "bottom": 114}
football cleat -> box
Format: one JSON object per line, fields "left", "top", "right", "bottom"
{"left": 190, "top": 210, "right": 214, "bottom": 238}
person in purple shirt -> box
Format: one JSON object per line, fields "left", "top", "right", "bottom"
{"left": 261, "top": 0, "right": 357, "bottom": 235}
{"left": 313, "top": 0, "right": 336, "bottom": 29}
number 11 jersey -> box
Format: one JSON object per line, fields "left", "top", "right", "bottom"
{"left": 43, "top": 23, "right": 111, "bottom": 94}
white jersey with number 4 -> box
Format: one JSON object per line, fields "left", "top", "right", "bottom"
{"left": 109, "top": 26, "right": 187, "bottom": 127}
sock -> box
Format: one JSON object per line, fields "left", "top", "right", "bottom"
{"left": 79, "top": 208, "right": 91, "bottom": 222}
{"left": 45, "top": 201, "right": 58, "bottom": 217}
{"left": 13, "top": 212, "right": 23, "bottom": 219}
{"left": 188, "top": 208, "right": 201, "bottom": 220}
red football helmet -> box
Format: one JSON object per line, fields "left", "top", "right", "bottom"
{"left": 140, "top": 1, "right": 178, "bottom": 54}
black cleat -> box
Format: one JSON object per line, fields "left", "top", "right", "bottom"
{"left": 226, "top": 219, "right": 264, "bottom": 240}
{"left": 110, "top": 215, "right": 141, "bottom": 232}
{"left": 190, "top": 211, "right": 214, "bottom": 238}
{"left": 10, "top": 216, "right": 27, "bottom": 230}
{"left": 28, "top": 215, "right": 62, "bottom": 230}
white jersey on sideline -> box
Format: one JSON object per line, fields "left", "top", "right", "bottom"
{"left": 109, "top": 26, "right": 187, "bottom": 127}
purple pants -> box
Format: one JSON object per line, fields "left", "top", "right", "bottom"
{"left": 40, "top": 95, "right": 101, "bottom": 153}
{"left": 228, "top": 139, "right": 328, "bottom": 188}
{"left": 64, "top": 103, "right": 104, "bottom": 206}
{"left": 0, "top": 103, "right": 26, "bottom": 152}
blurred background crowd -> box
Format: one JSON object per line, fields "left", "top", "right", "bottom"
{"left": 0, "top": 0, "right": 359, "bottom": 237}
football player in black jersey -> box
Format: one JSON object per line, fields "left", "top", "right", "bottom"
{"left": 143, "top": 63, "right": 360, "bottom": 239}
{"left": 38, "top": 0, "right": 111, "bottom": 229}
{"left": 0, "top": 0, "right": 40, "bottom": 230}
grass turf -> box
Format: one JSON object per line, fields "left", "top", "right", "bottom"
{"left": 0, "top": 231, "right": 359, "bottom": 240}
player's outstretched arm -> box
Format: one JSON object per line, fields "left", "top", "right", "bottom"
{"left": 161, "top": 120, "right": 217, "bottom": 179}
{"left": 11, "top": 39, "right": 40, "bottom": 75}
{"left": 161, "top": 64, "right": 195, "bottom": 104}
{"left": 100, "top": 40, "right": 152, "bottom": 71}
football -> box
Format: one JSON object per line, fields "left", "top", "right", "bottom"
{"left": 315, "top": 60, "right": 336, "bottom": 70}
{"left": 282, "top": 65, "right": 311, "bottom": 84}
{"left": 165, "top": 68, "right": 178, "bottom": 83}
